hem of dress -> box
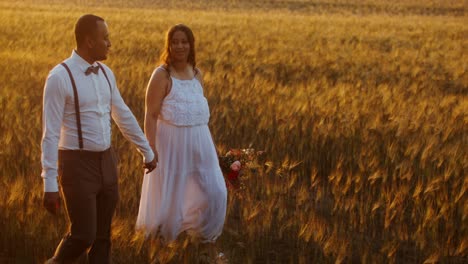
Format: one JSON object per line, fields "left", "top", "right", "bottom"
{"left": 136, "top": 225, "right": 220, "bottom": 245}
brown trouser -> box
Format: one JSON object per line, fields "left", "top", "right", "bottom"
{"left": 53, "top": 148, "right": 119, "bottom": 264}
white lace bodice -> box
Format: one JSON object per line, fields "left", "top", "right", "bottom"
{"left": 159, "top": 76, "right": 210, "bottom": 126}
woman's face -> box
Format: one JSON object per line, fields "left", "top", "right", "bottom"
{"left": 170, "top": 30, "right": 190, "bottom": 62}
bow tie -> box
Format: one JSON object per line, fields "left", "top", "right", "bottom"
{"left": 85, "top": 65, "right": 99, "bottom": 75}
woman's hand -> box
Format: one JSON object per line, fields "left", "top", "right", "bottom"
{"left": 144, "top": 156, "right": 157, "bottom": 174}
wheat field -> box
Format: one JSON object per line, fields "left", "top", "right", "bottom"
{"left": 0, "top": 0, "right": 466, "bottom": 263}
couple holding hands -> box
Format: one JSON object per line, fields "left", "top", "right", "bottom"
{"left": 42, "top": 14, "right": 227, "bottom": 263}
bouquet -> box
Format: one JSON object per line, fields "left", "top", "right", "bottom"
{"left": 218, "top": 148, "right": 266, "bottom": 190}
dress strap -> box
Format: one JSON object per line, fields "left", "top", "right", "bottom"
{"left": 60, "top": 62, "right": 83, "bottom": 150}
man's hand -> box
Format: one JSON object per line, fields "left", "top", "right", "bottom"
{"left": 43, "top": 192, "right": 60, "bottom": 215}
{"left": 143, "top": 157, "right": 157, "bottom": 174}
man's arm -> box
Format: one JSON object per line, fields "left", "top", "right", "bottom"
{"left": 41, "top": 72, "right": 66, "bottom": 214}
{"left": 108, "top": 71, "right": 155, "bottom": 171}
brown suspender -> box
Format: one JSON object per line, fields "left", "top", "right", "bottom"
{"left": 61, "top": 63, "right": 83, "bottom": 149}
{"left": 97, "top": 62, "right": 113, "bottom": 119}
{"left": 60, "top": 62, "right": 113, "bottom": 150}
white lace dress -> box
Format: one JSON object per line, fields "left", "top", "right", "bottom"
{"left": 136, "top": 71, "right": 227, "bottom": 243}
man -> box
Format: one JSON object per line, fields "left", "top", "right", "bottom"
{"left": 41, "top": 14, "right": 156, "bottom": 263}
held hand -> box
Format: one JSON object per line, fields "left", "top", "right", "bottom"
{"left": 43, "top": 192, "right": 60, "bottom": 215}
{"left": 144, "top": 157, "right": 157, "bottom": 174}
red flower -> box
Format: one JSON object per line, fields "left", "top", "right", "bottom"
{"left": 226, "top": 170, "right": 240, "bottom": 190}
{"left": 227, "top": 170, "right": 239, "bottom": 181}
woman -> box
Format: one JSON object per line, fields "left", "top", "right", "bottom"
{"left": 136, "top": 24, "right": 227, "bottom": 261}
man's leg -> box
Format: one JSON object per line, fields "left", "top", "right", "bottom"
{"left": 88, "top": 148, "right": 119, "bottom": 264}
{"left": 52, "top": 151, "right": 100, "bottom": 263}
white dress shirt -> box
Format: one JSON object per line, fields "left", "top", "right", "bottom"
{"left": 41, "top": 51, "right": 154, "bottom": 192}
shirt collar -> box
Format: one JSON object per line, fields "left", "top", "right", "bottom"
{"left": 70, "top": 50, "right": 98, "bottom": 73}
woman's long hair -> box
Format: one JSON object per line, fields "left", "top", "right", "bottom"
{"left": 160, "top": 24, "right": 196, "bottom": 71}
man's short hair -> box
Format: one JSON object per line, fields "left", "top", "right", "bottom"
{"left": 75, "top": 14, "right": 104, "bottom": 47}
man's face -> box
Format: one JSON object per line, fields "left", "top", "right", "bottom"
{"left": 89, "top": 20, "right": 111, "bottom": 61}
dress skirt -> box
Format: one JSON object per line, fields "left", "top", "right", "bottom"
{"left": 136, "top": 119, "right": 227, "bottom": 242}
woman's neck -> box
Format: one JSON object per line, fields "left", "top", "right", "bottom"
{"left": 170, "top": 61, "right": 189, "bottom": 72}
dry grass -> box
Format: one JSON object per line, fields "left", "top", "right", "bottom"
{"left": 0, "top": 0, "right": 466, "bottom": 263}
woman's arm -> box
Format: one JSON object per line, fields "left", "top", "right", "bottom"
{"left": 145, "top": 68, "right": 169, "bottom": 160}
